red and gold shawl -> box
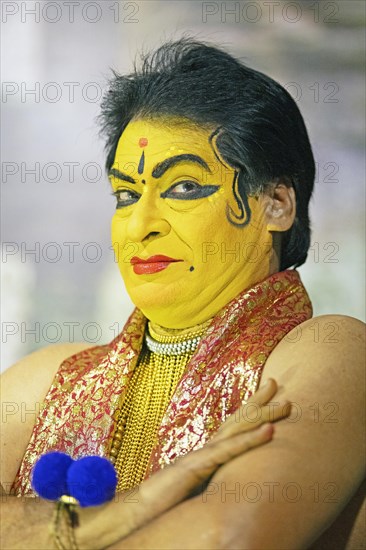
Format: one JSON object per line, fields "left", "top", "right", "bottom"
{"left": 12, "top": 270, "right": 312, "bottom": 496}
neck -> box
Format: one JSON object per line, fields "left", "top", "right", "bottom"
{"left": 149, "top": 317, "right": 212, "bottom": 338}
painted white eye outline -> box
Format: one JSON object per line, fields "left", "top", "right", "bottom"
{"left": 112, "top": 188, "right": 139, "bottom": 207}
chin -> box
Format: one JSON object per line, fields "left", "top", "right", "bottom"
{"left": 127, "top": 283, "right": 179, "bottom": 312}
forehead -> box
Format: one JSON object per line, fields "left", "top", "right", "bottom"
{"left": 113, "top": 118, "right": 218, "bottom": 165}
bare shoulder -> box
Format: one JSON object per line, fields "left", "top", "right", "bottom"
{"left": 263, "top": 314, "right": 365, "bottom": 381}
{"left": 207, "top": 315, "right": 365, "bottom": 547}
{"left": 0, "top": 343, "right": 91, "bottom": 489}
{"left": 261, "top": 313, "right": 365, "bottom": 440}
{"left": 1, "top": 342, "right": 92, "bottom": 404}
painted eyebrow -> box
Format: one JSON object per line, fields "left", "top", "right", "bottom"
{"left": 109, "top": 168, "right": 136, "bottom": 184}
{"left": 152, "top": 154, "right": 212, "bottom": 179}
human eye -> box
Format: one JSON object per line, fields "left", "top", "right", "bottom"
{"left": 161, "top": 180, "right": 220, "bottom": 200}
{"left": 111, "top": 188, "right": 140, "bottom": 209}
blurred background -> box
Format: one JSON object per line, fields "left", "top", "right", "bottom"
{"left": 1, "top": 0, "right": 365, "bottom": 370}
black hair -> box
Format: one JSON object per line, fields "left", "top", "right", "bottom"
{"left": 99, "top": 38, "right": 315, "bottom": 269}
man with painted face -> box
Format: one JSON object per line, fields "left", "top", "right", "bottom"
{"left": 1, "top": 40, "right": 365, "bottom": 549}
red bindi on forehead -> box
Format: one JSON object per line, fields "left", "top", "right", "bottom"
{"left": 139, "top": 137, "right": 148, "bottom": 148}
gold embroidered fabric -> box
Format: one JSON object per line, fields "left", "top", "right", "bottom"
{"left": 12, "top": 270, "right": 312, "bottom": 497}
{"left": 111, "top": 345, "right": 193, "bottom": 491}
{"left": 110, "top": 319, "right": 210, "bottom": 490}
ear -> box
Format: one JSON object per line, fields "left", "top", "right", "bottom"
{"left": 262, "top": 181, "right": 296, "bottom": 232}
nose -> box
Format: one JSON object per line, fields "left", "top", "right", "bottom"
{"left": 126, "top": 188, "right": 170, "bottom": 243}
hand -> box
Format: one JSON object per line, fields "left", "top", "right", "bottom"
{"left": 71, "top": 379, "right": 290, "bottom": 549}
{"left": 213, "top": 377, "right": 290, "bottom": 443}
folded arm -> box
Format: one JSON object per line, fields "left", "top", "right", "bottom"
{"left": 108, "top": 314, "right": 365, "bottom": 549}
{"left": 2, "top": 315, "right": 364, "bottom": 549}
{"left": 1, "top": 345, "right": 287, "bottom": 549}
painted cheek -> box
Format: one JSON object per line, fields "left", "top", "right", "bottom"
{"left": 111, "top": 213, "right": 124, "bottom": 238}
{"left": 111, "top": 214, "right": 118, "bottom": 242}
{"left": 111, "top": 215, "right": 128, "bottom": 262}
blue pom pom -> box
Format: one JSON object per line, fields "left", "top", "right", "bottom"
{"left": 31, "top": 452, "right": 74, "bottom": 500}
{"left": 67, "top": 456, "right": 117, "bottom": 507}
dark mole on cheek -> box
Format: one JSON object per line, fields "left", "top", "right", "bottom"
{"left": 189, "top": 266, "right": 194, "bottom": 272}
{"left": 141, "top": 179, "right": 146, "bottom": 184}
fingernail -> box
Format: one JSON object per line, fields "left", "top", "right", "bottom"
{"left": 261, "top": 423, "right": 274, "bottom": 436}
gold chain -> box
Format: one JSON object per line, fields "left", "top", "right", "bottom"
{"left": 109, "top": 323, "right": 208, "bottom": 492}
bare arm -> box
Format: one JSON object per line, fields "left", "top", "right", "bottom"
{"left": 0, "top": 346, "right": 288, "bottom": 549}
{"left": 1, "top": 424, "right": 275, "bottom": 550}
{"left": 0, "top": 492, "right": 55, "bottom": 550}
{"left": 107, "top": 314, "right": 365, "bottom": 550}
{"left": 1, "top": 343, "right": 92, "bottom": 487}
{"left": 1, "top": 343, "right": 91, "bottom": 548}
{"left": 2, "top": 315, "right": 364, "bottom": 549}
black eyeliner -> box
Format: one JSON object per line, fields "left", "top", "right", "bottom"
{"left": 161, "top": 184, "right": 220, "bottom": 200}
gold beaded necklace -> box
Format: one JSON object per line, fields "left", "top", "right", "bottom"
{"left": 109, "top": 320, "right": 211, "bottom": 492}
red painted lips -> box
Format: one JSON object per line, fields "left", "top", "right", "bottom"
{"left": 130, "top": 255, "right": 182, "bottom": 275}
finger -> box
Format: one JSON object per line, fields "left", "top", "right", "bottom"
{"left": 184, "top": 423, "right": 275, "bottom": 479}
{"left": 213, "top": 400, "right": 291, "bottom": 441}
{"left": 248, "top": 378, "right": 278, "bottom": 406}
{"left": 212, "top": 381, "right": 279, "bottom": 442}
{"left": 136, "top": 423, "right": 274, "bottom": 521}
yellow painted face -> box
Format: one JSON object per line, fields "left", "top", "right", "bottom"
{"left": 110, "top": 118, "right": 273, "bottom": 328}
